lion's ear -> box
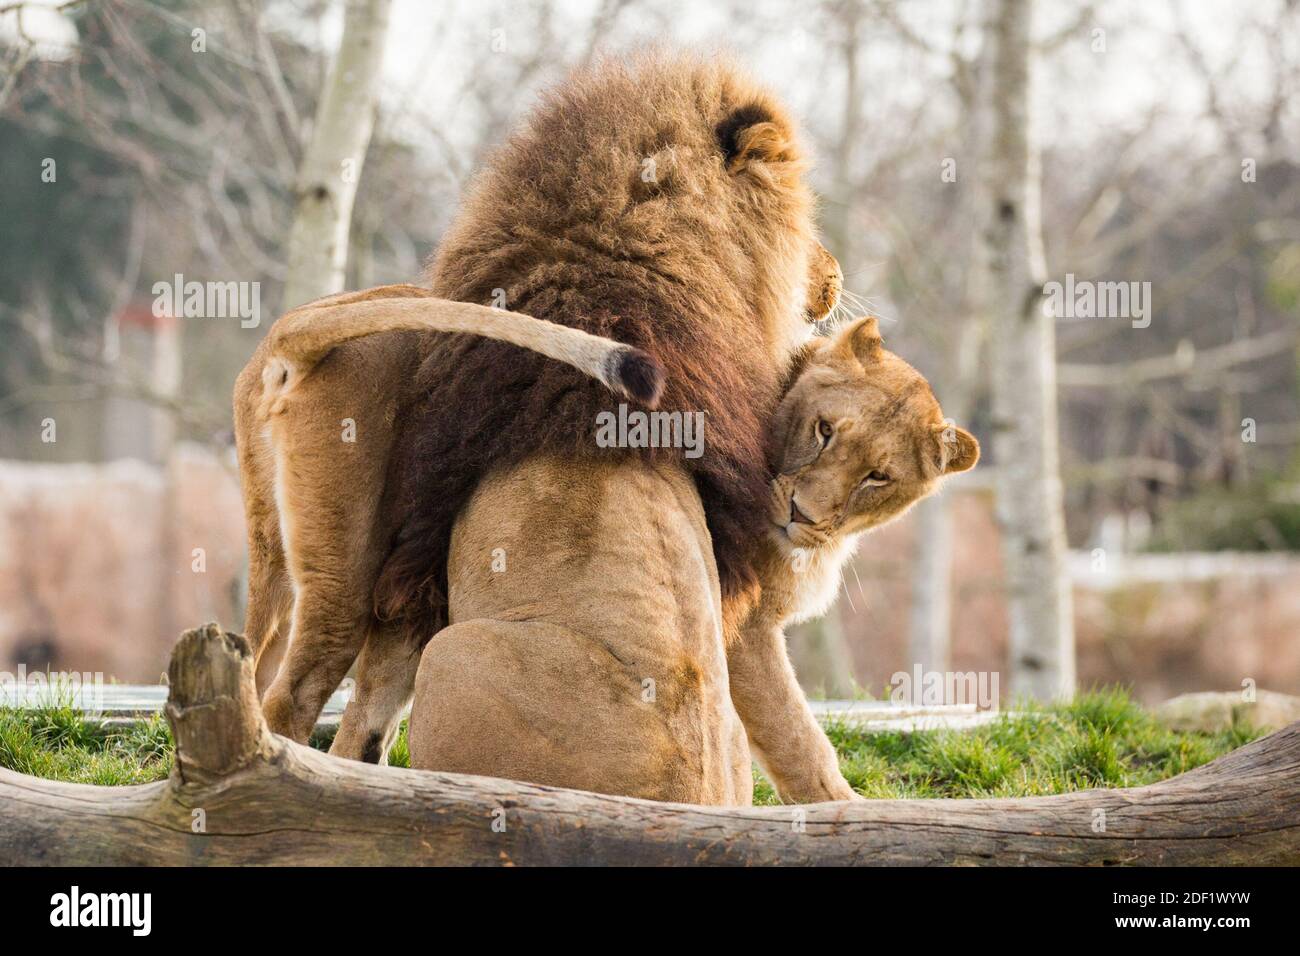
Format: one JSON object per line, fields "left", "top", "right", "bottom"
{"left": 929, "top": 422, "right": 980, "bottom": 477}
{"left": 716, "top": 104, "right": 795, "bottom": 174}
{"left": 836, "top": 315, "right": 883, "bottom": 367}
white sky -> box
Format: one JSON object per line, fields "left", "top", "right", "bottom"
{"left": 362, "top": 0, "right": 1291, "bottom": 165}
{"left": 6, "top": 0, "right": 1291, "bottom": 164}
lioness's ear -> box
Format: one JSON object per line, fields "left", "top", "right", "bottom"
{"left": 837, "top": 315, "right": 883, "bottom": 367}
{"left": 716, "top": 104, "right": 795, "bottom": 174}
{"left": 930, "top": 422, "right": 980, "bottom": 476}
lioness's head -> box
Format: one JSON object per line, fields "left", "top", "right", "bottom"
{"left": 429, "top": 49, "right": 833, "bottom": 357}
{"left": 767, "top": 317, "right": 980, "bottom": 551}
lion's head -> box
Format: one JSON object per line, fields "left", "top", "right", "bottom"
{"left": 767, "top": 317, "right": 980, "bottom": 553}
{"left": 428, "top": 49, "right": 829, "bottom": 356}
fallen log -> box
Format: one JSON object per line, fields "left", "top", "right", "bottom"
{"left": 1, "top": 624, "right": 1297, "bottom": 866}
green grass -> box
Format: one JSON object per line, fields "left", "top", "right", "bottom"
{"left": 0, "top": 706, "right": 173, "bottom": 785}
{"left": 0, "top": 689, "right": 1262, "bottom": 798}
{"left": 774, "top": 688, "right": 1263, "bottom": 802}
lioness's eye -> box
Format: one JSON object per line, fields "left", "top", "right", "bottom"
{"left": 817, "top": 420, "right": 834, "bottom": 442}
{"left": 862, "top": 470, "right": 890, "bottom": 486}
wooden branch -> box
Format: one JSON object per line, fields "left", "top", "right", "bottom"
{"left": 164, "top": 627, "right": 267, "bottom": 785}
{"left": 1059, "top": 329, "right": 1296, "bottom": 389}
{"left": 1066, "top": 455, "right": 1183, "bottom": 487}
{"left": 1, "top": 624, "right": 1298, "bottom": 866}
{"left": 1038, "top": 2, "right": 1096, "bottom": 53}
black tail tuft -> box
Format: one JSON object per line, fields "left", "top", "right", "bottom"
{"left": 616, "top": 347, "right": 666, "bottom": 407}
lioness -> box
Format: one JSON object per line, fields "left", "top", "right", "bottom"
{"left": 723, "top": 315, "right": 979, "bottom": 802}
{"left": 239, "top": 51, "right": 836, "bottom": 797}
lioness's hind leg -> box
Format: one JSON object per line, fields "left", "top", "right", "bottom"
{"left": 257, "top": 437, "right": 371, "bottom": 743}
{"left": 254, "top": 613, "right": 291, "bottom": 700}
{"left": 257, "top": 340, "right": 406, "bottom": 743}
{"left": 262, "top": 578, "right": 375, "bottom": 743}
{"left": 329, "top": 623, "right": 424, "bottom": 764}
{"left": 234, "top": 367, "right": 294, "bottom": 693}
{"left": 244, "top": 532, "right": 293, "bottom": 697}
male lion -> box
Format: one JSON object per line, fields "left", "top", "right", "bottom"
{"left": 241, "top": 52, "right": 837, "bottom": 804}
{"left": 406, "top": 315, "right": 979, "bottom": 803}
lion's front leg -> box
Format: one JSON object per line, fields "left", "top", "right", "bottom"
{"left": 329, "top": 621, "right": 424, "bottom": 764}
{"left": 727, "top": 622, "right": 861, "bottom": 803}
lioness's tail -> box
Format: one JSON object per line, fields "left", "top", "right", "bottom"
{"left": 260, "top": 284, "right": 664, "bottom": 415}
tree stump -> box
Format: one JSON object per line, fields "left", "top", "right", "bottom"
{"left": 1, "top": 623, "right": 1297, "bottom": 865}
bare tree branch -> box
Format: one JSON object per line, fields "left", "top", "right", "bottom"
{"left": 1059, "top": 328, "right": 1296, "bottom": 388}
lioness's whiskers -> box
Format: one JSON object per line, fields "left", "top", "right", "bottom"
{"left": 849, "top": 560, "right": 867, "bottom": 610}
{"left": 839, "top": 569, "right": 858, "bottom": 614}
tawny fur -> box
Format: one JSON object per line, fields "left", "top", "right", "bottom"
{"left": 260, "top": 285, "right": 665, "bottom": 418}
{"left": 233, "top": 282, "right": 663, "bottom": 744}
{"left": 405, "top": 317, "right": 979, "bottom": 804}
{"left": 236, "top": 52, "right": 849, "bottom": 799}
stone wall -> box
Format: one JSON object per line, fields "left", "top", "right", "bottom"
{"left": 0, "top": 446, "right": 244, "bottom": 683}
{"left": 3, "top": 452, "right": 1297, "bottom": 700}
{"left": 827, "top": 490, "right": 1300, "bottom": 703}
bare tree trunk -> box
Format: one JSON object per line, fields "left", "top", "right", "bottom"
{"left": 824, "top": 0, "right": 862, "bottom": 272}
{"left": 981, "top": 0, "right": 1075, "bottom": 699}
{"left": 1, "top": 624, "right": 1296, "bottom": 866}
{"left": 281, "top": 0, "right": 392, "bottom": 310}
